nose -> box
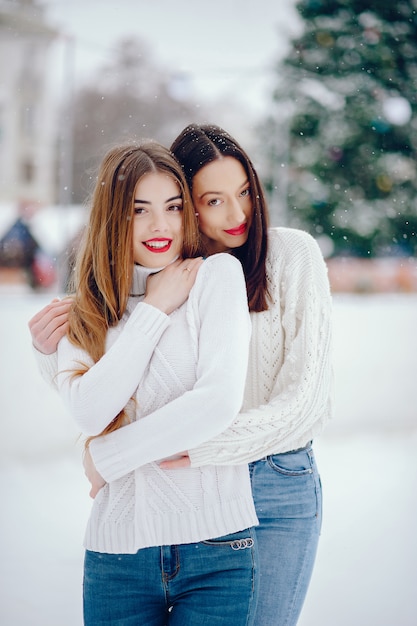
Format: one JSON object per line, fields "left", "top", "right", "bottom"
{"left": 228, "top": 198, "right": 245, "bottom": 223}
{"left": 150, "top": 210, "right": 169, "bottom": 231}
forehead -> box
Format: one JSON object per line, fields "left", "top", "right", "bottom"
{"left": 134, "top": 172, "right": 180, "bottom": 198}
{"left": 193, "top": 157, "right": 246, "bottom": 193}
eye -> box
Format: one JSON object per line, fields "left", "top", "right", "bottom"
{"left": 134, "top": 206, "right": 146, "bottom": 215}
{"left": 167, "top": 203, "right": 183, "bottom": 212}
{"left": 207, "top": 198, "right": 222, "bottom": 207}
{"left": 240, "top": 187, "right": 250, "bottom": 198}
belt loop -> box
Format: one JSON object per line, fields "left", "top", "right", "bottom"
{"left": 288, "top": 440, "right": 313, "bottom": 454}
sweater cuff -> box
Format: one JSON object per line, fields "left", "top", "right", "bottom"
{"left": 32, "top": 346, "right": 58, "bottom": 388}
{"left": 89, "top": 434, "right": 129, "bottom": 483}
{"left": 125, "top": 301, "right": 170, "bottom": 343}
{"left": 188, "top": 444, "right": 215, "bottom": 468}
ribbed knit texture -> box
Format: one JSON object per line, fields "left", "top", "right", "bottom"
{"left": 189, "top": 227, "right": 334, "bottom": 466}
{"left": 52, "top": 253, "right": 257, "bottom": 553}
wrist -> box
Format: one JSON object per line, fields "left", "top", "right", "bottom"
{"left": 143, "top": 296, "right": 171, "bottom": 315}
{"left": 33, "top": 343, "right": 55, "bottom": 355}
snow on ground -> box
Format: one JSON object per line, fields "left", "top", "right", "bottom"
{"left": 0, "top": 290, "right": 416, "bottom": 625}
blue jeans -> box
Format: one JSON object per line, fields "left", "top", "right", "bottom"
{"left": 83, "top": 527, "right": 258, "bottom": 625}
{"left": 249, "top": 443, "right": 322, "bottom": 626}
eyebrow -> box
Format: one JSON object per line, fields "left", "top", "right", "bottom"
{"left": 198, "top": 179, "right": 249, "bottom": 200}
{"left": 134, "top": 194, "right": 182, "bottom": 204}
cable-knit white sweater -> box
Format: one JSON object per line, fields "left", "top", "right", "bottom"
{"left": 48, "top": 253, "right": 258, "bottom": 554}
{"left": 189, "top": 227, "right": 334, "bottom": 466}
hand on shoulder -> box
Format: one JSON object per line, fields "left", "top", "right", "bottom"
{"left": 144, "top": 257, "right": 204, "bottom": 315}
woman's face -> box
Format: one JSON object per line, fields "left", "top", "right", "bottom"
{"left": 191, "top": 157, "right": 253, "bottom": 254}
{"left": 132, "top": 172, "right": 183, "bottom": 267}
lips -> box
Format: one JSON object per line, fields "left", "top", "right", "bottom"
{"left": 224, "top": 223, "right": 247, "bottom": 236}
{"left": 143, "top": 238, "right": 172, "bottom": 253}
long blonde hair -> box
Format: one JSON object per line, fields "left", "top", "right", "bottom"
{"left": 67, "top": 141, "right": 200, "bottom": 438}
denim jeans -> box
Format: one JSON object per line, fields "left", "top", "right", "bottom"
{"left": 249, "top": 443, "right": 322, "bottom": 626}
{"left": 83, "top": 527, "right": 258, "bottom": 625}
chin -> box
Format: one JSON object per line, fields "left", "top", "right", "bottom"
{"left": 226, "top": 237, "right": 247, "bottom": 249}
{"left": 150, "top": 254, "right": 176, "bottom": 267}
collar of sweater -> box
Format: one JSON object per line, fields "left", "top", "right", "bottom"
{"left": 130, "top": 256, "right": 179, "bottom": 297}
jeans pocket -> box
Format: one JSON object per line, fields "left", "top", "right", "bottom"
{"left": 254, "top": 449, "right": 321, "bottom": 520}
{"left": 202, "top": 527, "right": 256, "bottom": 550}
{"left": 266, "top": 448, "right": 314, "bottom": 476}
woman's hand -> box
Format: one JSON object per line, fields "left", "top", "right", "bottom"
{"left": 83, "top": 448, "right": 106, "bottom": 498}
{"left": 144, "top": 257, "right": 203, "bottom": 315}
{"left": 28, "top": 297, "right": 73, "bottom": 354}
{"left": 159, "top": 452, "right": 191, "bottom": 470}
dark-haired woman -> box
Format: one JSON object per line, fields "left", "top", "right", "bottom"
{"left": 162, "top": 124, "right": 333, "bottom": 626}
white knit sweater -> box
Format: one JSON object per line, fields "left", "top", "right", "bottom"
{"left": 34, "top": 227, "right": 333, "bottom": 529}
{"left": 189, "top": 227, "right": 334, "bottom": 466}
{"left": 48, "top": 253, "right": 258, "bottom": 554}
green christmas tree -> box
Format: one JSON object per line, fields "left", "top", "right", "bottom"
{"left": 267, "top": 0, "right": 417, "bottom": 257}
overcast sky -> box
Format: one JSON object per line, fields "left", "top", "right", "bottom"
{"left": 43, "top": 0, "right": 302, "bottom": 120}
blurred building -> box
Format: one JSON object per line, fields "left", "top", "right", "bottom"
{"left": 326, "top": 256, "right": 417, "bottom": 293}
{"left": 0, "top": 0, "right": 58, "bottom": 206}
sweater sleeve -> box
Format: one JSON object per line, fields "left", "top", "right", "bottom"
{"left": 56, "top": 302, "right": 170, "bottom": 436}
{"left": 188, "top": 229, "right": 334, "bottom": 466}
{"left": 32, "top": 347, "right": 58, "bottom": 390}
{"left": 89, "top": 254, "right": 251, "bottom": 482}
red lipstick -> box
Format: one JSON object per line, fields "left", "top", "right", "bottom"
{"left": 224, "top": 223, "right": 247, "bottom": 236}
{"left": 143, "top": 238, "right": 172, "bottom": 253}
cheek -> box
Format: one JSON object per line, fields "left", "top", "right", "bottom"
{"left": 132, "top": 220, "right": 144, "bottom": 241}
{"left": 197, "top": 211, "right": 219, "bottom": 235}
{"left": 197, "top": 220, "right": 212, "bottom": 238}
{"left": 174, "top": 217, "right": 184, "bottom": 239}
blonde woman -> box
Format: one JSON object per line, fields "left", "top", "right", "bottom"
{"left": 30, "top": 141, "right": 259, "bottom": 625}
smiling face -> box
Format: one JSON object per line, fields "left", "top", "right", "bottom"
{"left": 132, "top": 172, "right": 184, "bottom": 267}
{"left": 191, "top": 157, "right": 253, "bottom": 254}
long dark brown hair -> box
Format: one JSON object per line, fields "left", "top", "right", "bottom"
{"left": 171, "top": 123, "right": 270, "bottom": 312}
